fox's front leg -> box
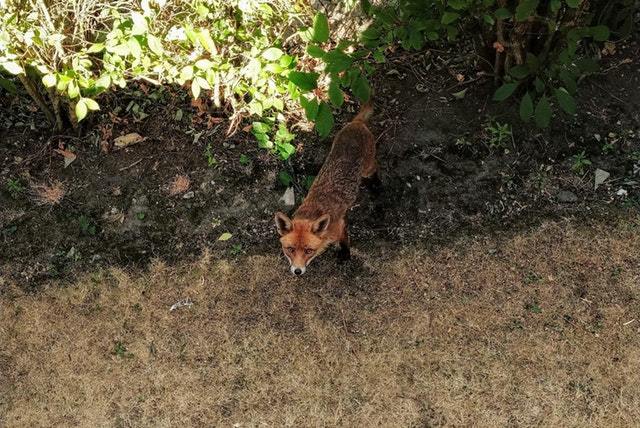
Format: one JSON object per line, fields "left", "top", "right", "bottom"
{"left": 337, "top": 221, "right": 351, "bottom": 262}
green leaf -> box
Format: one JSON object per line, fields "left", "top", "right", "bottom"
{"left": 451, "top": 88, "right": 467, "bottom": 99}
{"left": 300, "top": 96, "right": 319, "bottom": 121}
{"left": 493, "top": 83, "right": 518, "bottom": 101}
{"left": 328, "top": 79, "right": 344, "bottom": 107}
{"left": 534, "top": 96, "right": 552, "bottom": 128}
{"left": 352, "top": 73, "right": 371, "bottom": 102}
{"left": 509, "top": 65, "right": 529, "bottom": 80}
{"left": 590, "top": 25, "right": 610, "bottom": 42}
{"left": 306, "top": 44, "right": 325, "bottom": 58}
{"left": 441, "top": 11, "right": 460, "bottom": 25}
{"left": 42, "top": 74, "right": 57, "bottom": 88}
{"left": 130, "top": 12, "right": 147, "bottom": 35}
{"left": 323, "top": 50, "right": 353, "bottom": 73}
{"left": 75, "top": 99, "right": 88, "bottom": 122}
{"left": 494, "top": 8, "right": 511, "bottom": 20}
{"left": 67, "top": 80, "right": 80, "bottom": 99}
{"left": 483, "top": 14, "right": 495, "bottom": 25}
{"left": 262, "top": 47, "right": 284, "bottom": 61}
{"left": 84, "top": 98, "right": 100, "bottom": 111}
{"left": 312, "top": 13, "right": 330, "bottom": 43}
{"left": 288, "top": 71, "right": 319, "bottom": 91}
{"left": 87, "top": 43, "right": 105, "bottom": 53}
{"left": 566, "top": 0, "right": 580, "bottom": 8}
{"left": 127, "top": 37, "right": 141, "bottom": 58}
{"left": 515, "top": 0, "right": 538, "bottom": 21}
{"left": 195, "top": 59, "right": 214, "bottom": 70}
{"left": 1, "top": 61, "right": 23, "bottom": 75}
{"left": 519, "top": 92, "right": 534, "bottom": 122}
{"left": 554, "top": 87, "right": 576, "bottom": 115}
{"left": 0, "top": 77, "right": 17, "bottom": 93}
{"left": 448, "top": 0, "right": 468, "bottom": 10}
{"left": 217, "top": 232, "right": 232, "bottom": 241}
{"left": 197, "top": 29, "right": 216, "bottom": 54}
{"left": 316, "top": 101, "right": 334, "bottom": 138}
{"left": 191, "top": 78, "right": 201, "bottom": 99}
{"left": 559, "top": 70, "right": 577, "bottom": 94}
{"left": 147, "top": 35, "right": 163, "bottom": 55}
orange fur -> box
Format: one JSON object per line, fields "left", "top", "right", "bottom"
{"left": 275, "top": 102, "right": 377, "bottom": 274}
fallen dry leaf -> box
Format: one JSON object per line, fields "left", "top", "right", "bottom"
{"left": 32, "top": 181, "right": 65, "bottom": 205}
{"left": 54, "top": 149, "right": 77, "bottom": 168}
{"left": 493, "top": 41, "right": 505, "bottom": 53}
{"left": 169, "top": 175, "right": 191, "bottom": 196}
{"left": 114, "top": 132, "right": 146, "bottom": 149}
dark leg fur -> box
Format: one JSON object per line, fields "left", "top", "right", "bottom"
{"left": 363, "top": 172, "right": 383, "bottom": 195}
{"left": 337, "top": 223, "right": 351, "bottom": 262}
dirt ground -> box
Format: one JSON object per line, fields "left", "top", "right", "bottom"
{"left": 1, "top": 30, "right": 640, "bottom": 427}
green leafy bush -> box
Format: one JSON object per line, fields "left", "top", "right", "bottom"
{"left": 359, "top": 0, "right": 631, "bottom": 127}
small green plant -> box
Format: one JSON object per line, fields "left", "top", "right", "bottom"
{"left": 204, "top": 143, "right": 217, "bottom": 168}
{"left": 278, "top": 170, "right": 293, "bottom": 187}
{"left": 571, "top": 151, "right": 592, "bottom": 174}
{"left": 484, "top": 121, "right": 512, "bottom": 149}
{"left": 525, "top": 301, "right": 542, "bottom": 314}
{"left": 524, "top": 271, "right": 543, "bottom": 285}
{"left": 112, "top": 341, "right": 133, "bottom": 358}
{"left": 5, "top": 178, "right": 24, "bottom": 199}
{"left": 136, "top": 212, "right": 146, "bottom": 221}
{"left": 239, "top": 154, "right": 250, "bottom": 165}
{"left": 78, "top": 215, "right": 96, "bottom": 236}
{"left": 230, "top": 244, "right": 243, "bottom": 256}
{"left": 455, "top": 136, "right": 473, "bottom": 148}
{"left": 252, "top": 121, "right": 296, "bottom": 160}
{"left": 601, "top": 142, "right": 615, "bottom": 154}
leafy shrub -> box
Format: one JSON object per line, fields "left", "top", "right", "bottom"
{"left": 0, "top": 0, "right": 373, "bottom": 158}
{"left": 359, "top": 0, "right": 634, "bottom": 127}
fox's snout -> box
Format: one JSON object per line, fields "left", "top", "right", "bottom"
{"left": 290, "top": 265, "right": 306, "bottom": 276}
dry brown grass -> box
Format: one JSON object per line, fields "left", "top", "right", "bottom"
{"left": 31, "top": 181, "right": 65, "bottom": 205}
{"left": 168, "top": 175, "right": 191, "bottom": 196}
{"left": 1, "top": 216, "right": 639, "bottom": 426}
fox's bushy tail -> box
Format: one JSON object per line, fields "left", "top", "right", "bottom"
{"left": 352, "top": 97, "right": 374, "bottom": 123}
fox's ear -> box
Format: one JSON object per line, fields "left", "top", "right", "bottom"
{"left": 274, "top": 212, "right": 292, "bottom": 236}
{"left": 312, "top": 214, "right": 331, "bottom": 234}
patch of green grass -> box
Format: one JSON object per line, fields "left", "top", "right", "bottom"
{"left": 571, "top": 151, "right": 592, "bottom": 174}
{"left": 78, "top": 215, "right": 96, "bottom": 236}
{"left": 525, "top": 301, "right": 542, "bottom": 314}
{"left": 524, "top": 271, "right": 543, "bottom": 285}
{"left": 239, "top": 154, "right": 250, "bottom": 165}
{"left": 112, "top": 341, "right": 133, "bottom": 359}
{"left": 136, "top": 212, "right": 146, "bottom": 221}
{"left": 204, "top": 143, "right": 218, "bottom": 168}
{"left": 230, "top": 244, "right": 243, "bottom": 256}
{"left": 483, "top": 120, "right": 512, "bottom": 149}
{"left": 6, "top": 178, "right": 24, "bottom": 199}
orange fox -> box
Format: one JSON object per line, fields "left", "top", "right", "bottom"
{"left": 275, "top": 101, "right": 380, "bottom": 275}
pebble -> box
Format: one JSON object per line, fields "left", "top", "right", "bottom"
{"left": 183, "top": 191, "right": 195, "bottom": 199}
{"left": 557, "top": 190, "right": 578, "bottom": 203}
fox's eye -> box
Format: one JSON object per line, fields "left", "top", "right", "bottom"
{"left": 304, "top": 248, "right": 315, "bottom": 255}
{"left": 287, "top": 247, "right": 295, "bottom": 253}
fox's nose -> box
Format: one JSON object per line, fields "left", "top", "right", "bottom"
{"left": 294, "top": 268, "right": 302, "bottom": 276}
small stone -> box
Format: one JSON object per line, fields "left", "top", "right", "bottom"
{"left": 616, "top": 188, "right": 628, "bottom": 197}
{"left": 183, "top": 191, "right": 195, "bottom": 199}
{"left": 557, "top": 190, "right": 578, "bottom": 203}
{"left": 280, "top": 187, "right": 295, "bottom": 207}
{"left": 594, "top": 168, "right": 610, "bottom": 190}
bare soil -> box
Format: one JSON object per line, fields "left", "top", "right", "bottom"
{"left": 0, "top": 33, "right": 639, "bottom": 427}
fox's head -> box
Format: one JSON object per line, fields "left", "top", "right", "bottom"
{"left": 274, "top": 212, "right": 331, "bottom": 275}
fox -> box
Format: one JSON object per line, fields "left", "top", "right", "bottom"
{"left": 274, "top": 101, "right": 380, "bottom": 275}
